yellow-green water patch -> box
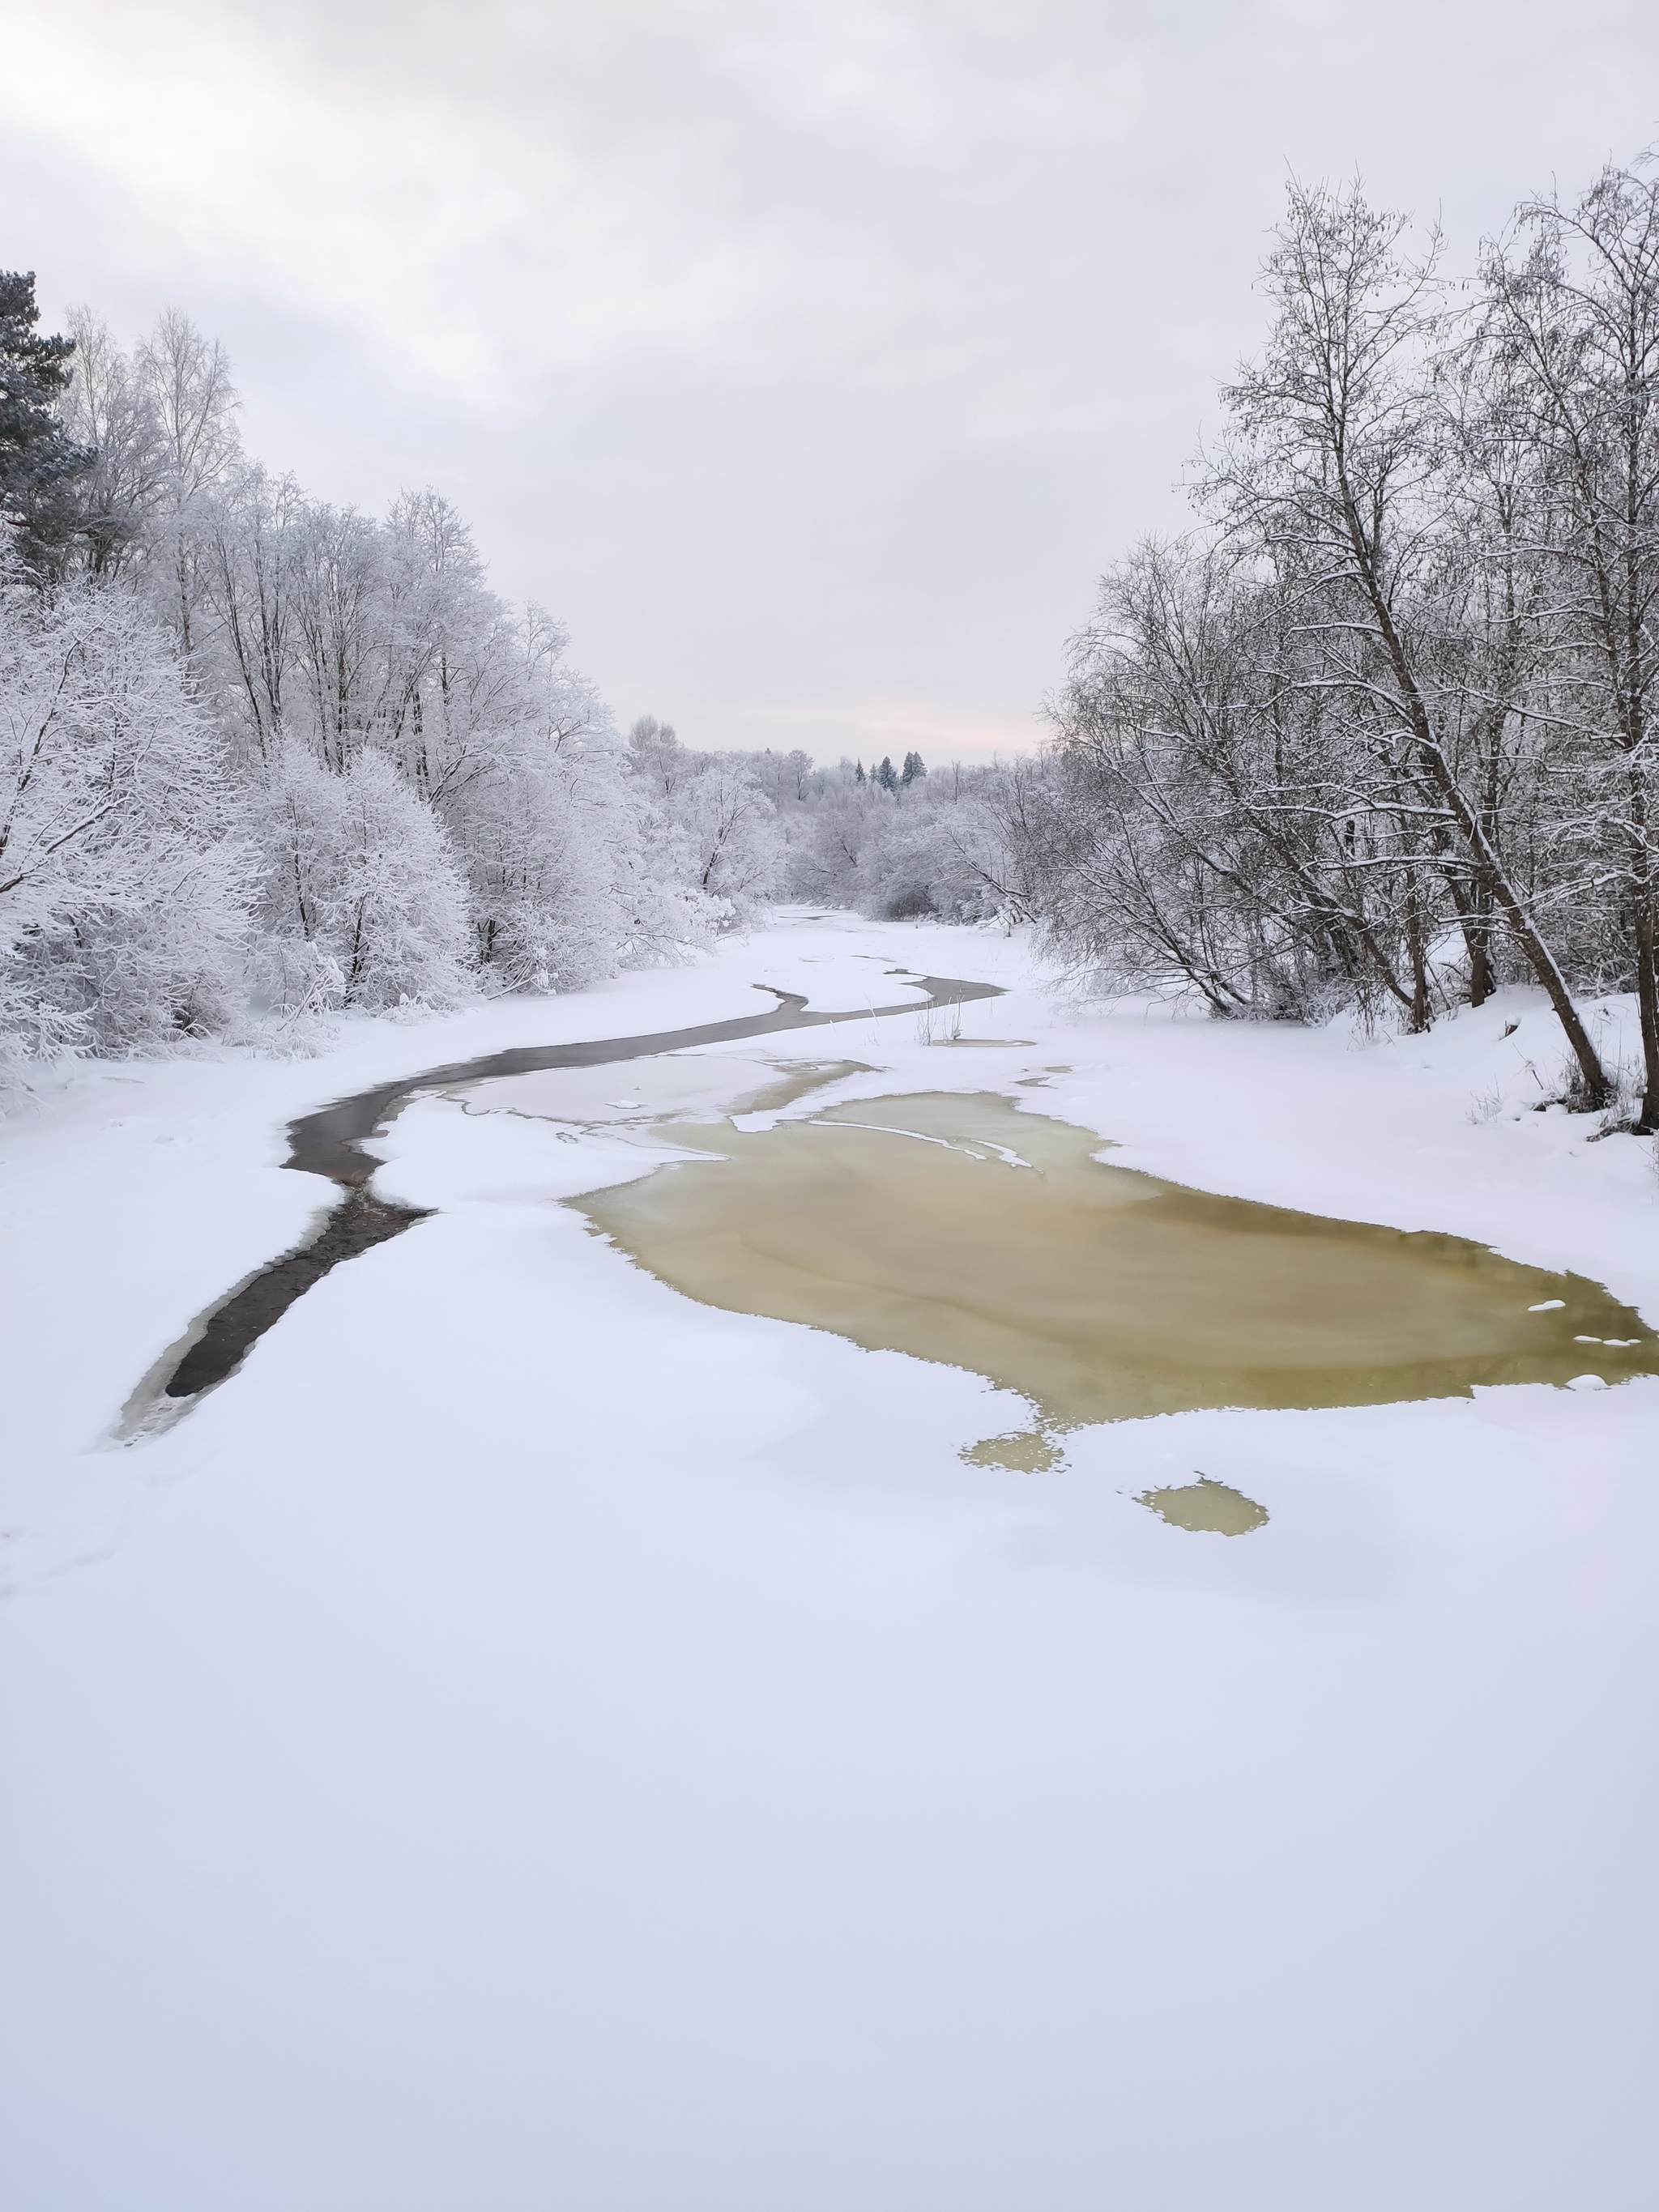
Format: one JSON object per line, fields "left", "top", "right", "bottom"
{"left": 570, "top": 1091, "right": 1659, "bottom": 1430}
{"left": 960, "top": 1428, "right": 1065, "bottom": 1473}
{"left": 1137, "top": 1477, "right": 1269, "bottom": 1536}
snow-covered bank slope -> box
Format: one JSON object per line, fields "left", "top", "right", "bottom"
{"left": 2, "top": 916, "right": 1655, "bottom": 2211}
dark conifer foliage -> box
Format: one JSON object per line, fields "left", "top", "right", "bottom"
{"left": 0, "top": 273, "right": 89, "bottom": 576}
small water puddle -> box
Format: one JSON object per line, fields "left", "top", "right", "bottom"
{"left": 572, "top": 1092, "right": 1659, "bottom": 1450}
{"left": 1137, "top": 1477, "right": 1269, "bottom": 1536}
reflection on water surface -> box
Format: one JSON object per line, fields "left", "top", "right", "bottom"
{"left": 570, "top": 1092, "right": 1659, "bottom": 1437}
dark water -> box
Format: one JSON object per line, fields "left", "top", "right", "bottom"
{"left": 161, "top": 1191, "right": 430, "bottom": 1400}
{"left": 147, "top": 976, "right": 1001, "bottom": 1406}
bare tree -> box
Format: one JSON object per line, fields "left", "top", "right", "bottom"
{"left": 62, "top": 310, "right": 167, "bottom": 578}
{"left": 1482, "top": 162, "right": 1659, "bottom": 1126}
{"left": 1205, "top": 179, "right": 1609, "bottom": 1092}
{"left": 136, "top": 309, "right": 240, "bottom": 658}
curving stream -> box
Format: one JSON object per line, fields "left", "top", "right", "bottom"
{"left": 147, "top": 974, "right": 1003, "bottom": 1408}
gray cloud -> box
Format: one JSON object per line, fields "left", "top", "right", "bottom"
{"left": 4, "top": 0, "right": 1657, "bottom": 755}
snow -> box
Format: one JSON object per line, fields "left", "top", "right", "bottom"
{"left": 2, "top": 914, "right": 1656, "bottom": 2210}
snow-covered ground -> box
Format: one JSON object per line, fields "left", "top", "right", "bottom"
{"left": 2, "top": 914, "right": 1655, "bottom": 2210}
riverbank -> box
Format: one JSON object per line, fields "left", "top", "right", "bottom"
{"left": 3, "top": 912, "right": 1656, "bottom": 2210}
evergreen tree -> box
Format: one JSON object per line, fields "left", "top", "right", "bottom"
{"left": 900, "top": 750, "right": 927, "bottom": 786}
{"left": 875, "top": 754, "right": 899, "bottom": 794}
{"left": 0, "top": 273, "right": 88, "bottom": 578}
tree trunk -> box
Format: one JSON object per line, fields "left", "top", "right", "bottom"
{"left": 1344, "top": 501, "right": 1611, "bottom": 1104}
{"left": 1405, "top": 872, "right": 1432, "bottom": 1033}
{"left": 1631, "top": 873, "right": 1659, "bottom": 1132}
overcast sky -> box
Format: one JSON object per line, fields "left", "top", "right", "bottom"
{"left": 3, "top": 0, "right": 1657, "bottom": 760}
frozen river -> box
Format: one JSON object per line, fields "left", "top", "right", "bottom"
{"left": 2, "top": 914, "right": 1655, "bottom": 2210}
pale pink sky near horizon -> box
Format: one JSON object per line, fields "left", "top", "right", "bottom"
{"left": 2, "top": 0, "right": 1657, "bottom": 761}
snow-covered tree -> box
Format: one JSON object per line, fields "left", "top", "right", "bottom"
{"left": 244, "top": 742, "right": 470, "bottom": 1012}
{"left": 0, "top": 554, "right": 254, "bottom": 1085}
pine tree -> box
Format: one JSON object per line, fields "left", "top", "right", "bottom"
{"left": 900, "top": 750, "right": 927, "bottom": 787}
{"left": 0, "top": 273, "right": 89, "bottom": 578}
{"left": 875, "top": 754, "right": 899, "bottom": 794}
